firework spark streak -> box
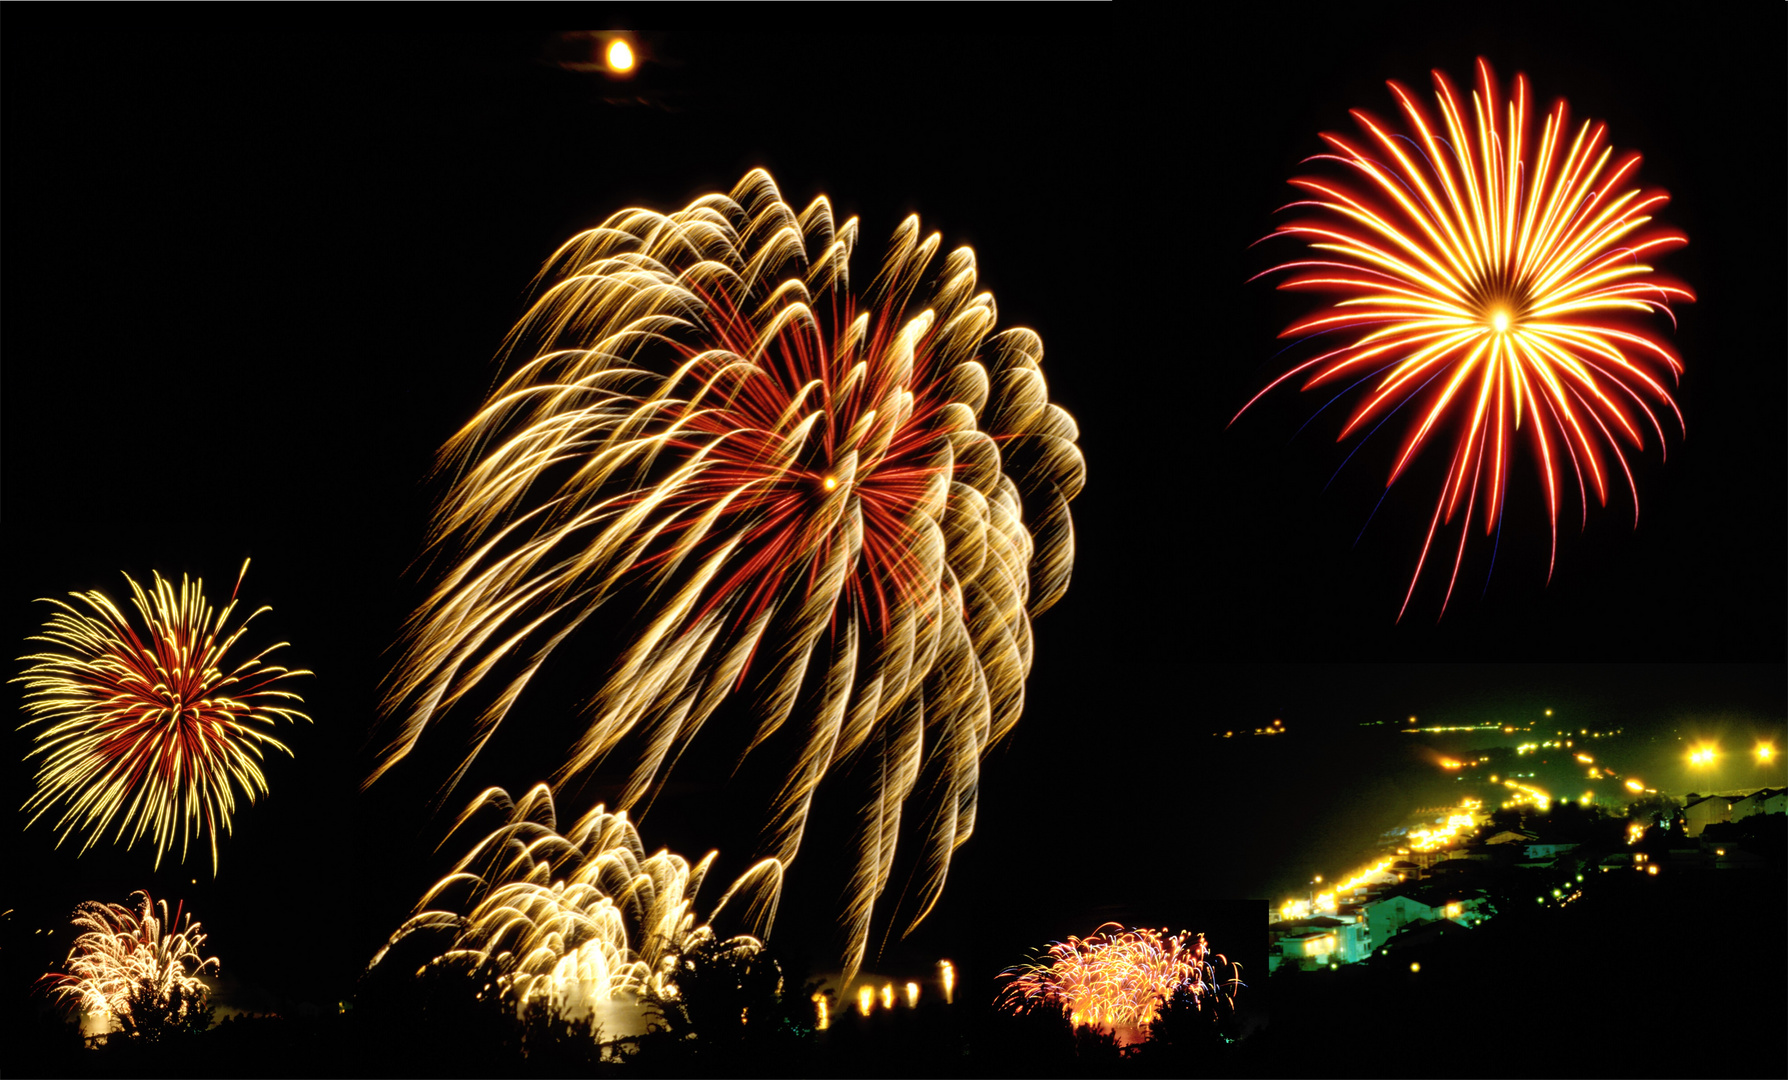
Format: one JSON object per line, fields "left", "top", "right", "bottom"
{"left": 370, "top": 784, "right": 782, "bottom": 1014}
{"left": 1235, "top": 59, "right": 1693, "bottom": 618}
{"left": 999, "top": 924, "right": 1242, "bottom": 1039}
{"left": 43, "top": 891, "right": 219, "bottom": 1035}
{"left": 15, "top": 561, "right": 311, "bottom": 870}
{"left": 374, "top": 170, "right": 1084, "bottom": 978}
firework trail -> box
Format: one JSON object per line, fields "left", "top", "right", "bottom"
{"left": 43, "top": 891, "right": 219, "bottom": 1037}
{"left": 373, "top": 169, "right": 1084, "bottom": 979}
{"left": 1236, "top": 59, "right": 1692, "bottom": 618}
{"left": 999, "top": 924, "right": 1242, "bottom": 1040}
{"left": 371, "top": 784, "right": 782, "bottom": 1016}
{"left": 15, "top": 560, "right": 311, "bottom": 870}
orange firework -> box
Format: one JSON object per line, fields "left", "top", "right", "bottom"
{"left": 1236, "top": 59, "right": 1693, "bottom": 618}
{"left": 999, "top": 924, "right": 1241, "bottom": 1042}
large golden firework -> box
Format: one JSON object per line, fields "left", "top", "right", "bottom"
{"left": 375, "top": 169, "right": 1084, "bottom": 977}
{"left": 44, "top": 891, "right": 219, "bottom": 1037}
{"left": 15, "top": 561, "right": 311, "bottom": 870}
{"left": 1237, "top": 59, "right": 1693, "bottom": 617}
{"left": 371, "top": 784, "right": 782, "bottom": 1016}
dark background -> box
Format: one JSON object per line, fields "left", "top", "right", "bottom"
{"left": 5, "top": 9, "right": 1784, "bottom": 1040}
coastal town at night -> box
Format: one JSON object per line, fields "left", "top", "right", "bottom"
{"left": 1264, "top": 720, "right": 1784, "bottom": 977}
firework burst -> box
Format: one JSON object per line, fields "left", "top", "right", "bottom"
{"left": 374, "top": 169, "right": 1084, "bottom": 978}
{"left": 371, "top": 784, "right": 782, "bottom": 1016}
{"left": 999, "top": 924, "right": 1241, "bottom": 1041}
{"left": 15, "top": 560, "right": 311, "bottom": 870}
{"left": 1236, "top": 59, "right": 1693, "bottom": 618}
{"left": 43, "top": 891, "right": 219, "bottom": 1038}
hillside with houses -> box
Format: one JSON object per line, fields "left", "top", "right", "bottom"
{"left": 1267, "top": 786, "right": 1785, "bottom": 973}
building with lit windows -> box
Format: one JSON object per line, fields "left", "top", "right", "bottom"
{"left": 1520, "top": 840, "right": 1580, "bottom": 864}
{"left": 1730, "top": 787, "right": 1785, "bottom": 822}
{"left": 1374, "top": 914, "right": 1469, "bottom": 961}
{"left": 1362, "top": 886, "right": 1490, "bottom": 949}
{"left": 1268, "top": 914, "right": 1372, "bottom": 971}
{"left": 1683, "top": 793, "right": 1745, "bottom": 836}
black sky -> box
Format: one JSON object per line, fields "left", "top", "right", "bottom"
{"left": 5, "top": 15, "right": 1785, "bottom": 1017}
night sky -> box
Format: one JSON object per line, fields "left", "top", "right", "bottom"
{"left": 5, "top": 14, "right": 1784, "bottom": 1034}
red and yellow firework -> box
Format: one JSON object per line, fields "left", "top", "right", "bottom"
{"left": 374, "top": 170, "right": 1084, "bottom": 982}
{"left": 1237, "top": 59, "right": 1693, "bottom": 617}
{"left": 999, "top": 924, "right": 1241, "bottom": 1042}
{"left": 15, "top": 561, "right": 311, "bottom": 870}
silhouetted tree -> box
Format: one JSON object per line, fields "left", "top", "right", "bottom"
{"left": 1129, "top": 985, "right": 1237, "bottom": 1075}
{"left": 117, "top": 977, "right": 213, "bottom": 1043}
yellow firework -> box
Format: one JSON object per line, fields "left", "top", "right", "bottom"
{"left": 44, "top": 891, "right": 219, "bottom": 1036}
{"left": 371, "top": 784, "right": 782, "bottom": 1015}
{"left": 375, "top": 169, "right": 1084, "bottom": 978}
{"left": 15, "top": 561, "right": 311, "bottom": 870}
